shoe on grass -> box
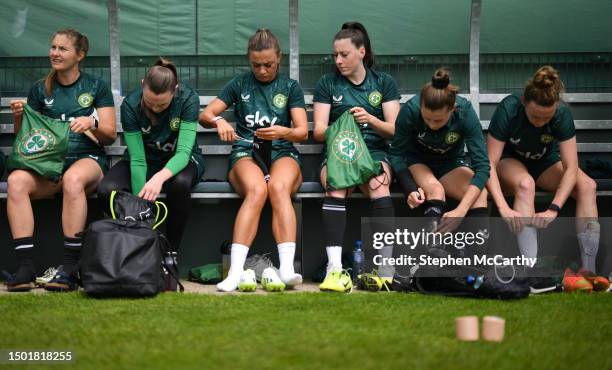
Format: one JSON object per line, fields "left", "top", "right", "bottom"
{"left": 238, "top": 269, "right": 257, "bottom": 292}
{"left": 261, "top": 267, "right": 285, "bottom": 292}
{"left": 578, "top": 268, "right": 609, "bottom": 292}
{"left": 562, "top": 268, "right": 593, "bottom": 293}
{"left": 357, "top": 270, "right": 392, "bottom": 292}
{"left": 36, "top": 266, "right": 59, "bottom": 287}
{"left": 319, "top": 269, "right": 352, "bottom": 293}
{"left": 6, "top": 262, "right": 36, "bottom": 292}
{"left": 44, "top": 265, "right": 78, "bottom": 292}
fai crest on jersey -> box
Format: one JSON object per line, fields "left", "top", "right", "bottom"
{"left": 445, "top": 131, "right": 461, "bottom": 145}
{"left": 540, "top": 134, "right": 554, "bottom": 144}
{"left": 170, "top": 118, "right": 181, "bottom": 131}
{"left": 332, "top": 130, "right": 363, "bottom": 163}
{"left": 368, "top": 91, "right": 382, "bottom": 107}
{"left": 18, "top": 128, "right": 56, "bottom": 158}
{"left": 78, "top": 93, "right": 94, "bottom": 107}
{"left": 273, "top": 94, "right": 287, "bottom": 108}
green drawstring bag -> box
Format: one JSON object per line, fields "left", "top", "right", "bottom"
{"left": 325, "top": 110, "right": 382, "bottom": 189}
{"left": 7, "top": 104, "right": 70, "bottom": 182}
{"left": 188, "top": 264, "right": 223, "bottom": 284}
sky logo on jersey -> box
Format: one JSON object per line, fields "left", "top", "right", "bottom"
{"left": 153, "top": 138, "right": 178, "bottom": 153}
{"left": 170, "top": 118, "right": 181, "bottom": 131}
{"left": 445, "top": 131, "right": 461, "bottom": 145}
{"left": 332, "top": 130, "right": 363, "bottom": 163}
{"left": 368, "top": 91, "right": 383, "bottom": 107}
{"left": 332, "top": 95, "right": 344, "bottom": 104}
{"left": 241, "top": 93, "right": 251, "bottom": 102}
{"left": 18, "top": 128, "right": 56, "bottom": 158}
{"left": 273, "top": 94, "right": 287, "bottom": 108}
{"left": 540, "top": 134, "right": 554, "bottom": 144}
{"left": 516, "top": 146, "right": 548, "bottom": 160}
{"left": 245, "top": 111, "right": 278, "bottom": 128}
{"left": 78, "top": 93, "right": 94, "bottom": 108}
{"left": 44, "top": 98, "right": 54, "bottom": 107}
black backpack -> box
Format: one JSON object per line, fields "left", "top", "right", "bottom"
{"left": 80, "top": 191, "right": 183, "bottom": 297}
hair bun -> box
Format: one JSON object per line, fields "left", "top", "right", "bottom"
{"left": 533, "top": 68, "right": 558, "bottom": 89}
{"left": 431, "top": 71, "right": 450, "bottom": 89}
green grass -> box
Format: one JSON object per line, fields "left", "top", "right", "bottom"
{"left": 0, "top": 292, "right": 610, "bottom": 370}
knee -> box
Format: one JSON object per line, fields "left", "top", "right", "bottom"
{"left": 166, "top": 173, "right": 193, "bottom": 197}
{"left": 268, "top": 180, "right": 291, "bottom": 202}
{"left": 515, "top": 176, "right": 535, "bottom": 198}
{"left": 575, "top": 175, "right": 597, "bottom": 199}
{"left": 62, "top": 172, "right": 87, "bottom": 197}
{"left": 244, "top": 183, "right": 268, "bottom": 204}
{"left": 7, "top": 171, "right": 33, "bottom": 197}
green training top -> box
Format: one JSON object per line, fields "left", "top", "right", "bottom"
{"left": 121, "top": 84, "right": 202, "bottom": 194}
{"left": 390, "top": 95, "right": 490, "bottom": 189}
{"left": 27, "top": 72, "right": 114, "bottom": 157}
{"left": 488, "top": 94, "right": 575, "bottom": 161}
{"left": 218, "top": 72, "right": 305, "bottom": 152}
{"left": 313, "top": 68, "right": 400, "bottom": 151}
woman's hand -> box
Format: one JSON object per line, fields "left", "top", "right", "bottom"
{"left": 499, "top": 206, "right": 525, "bottom": 234}
{"left": 70, "top": 116, "right": 94, "bottom": 134}
{"left": 407, "top": 188, "right": 425, "bottom": 209}
{"left": 255, "top": 126, "right": 290, "bottom": 141}
{"left": 138, "top": 174, "right": 165, "bottom": 201}
{"left": 349, "top": 107, "right": 373, "bottom": 125}
{"left": 10, "top": 100, "right": 26, "bottom": 117}
{"left": 436, "top": 207, "right": 468, "bottom": 233}
{"left": 217, "top": 120, "right": 237, "bottom": 142}
{"left": 533, "top": 209, "right": 557, "bottom": 229}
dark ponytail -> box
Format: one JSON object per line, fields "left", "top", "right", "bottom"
{"left": 420, "top": 68, "right": 459, "bottom": 111}
{"left": 143, "top": 57, "right": 178, "bottom": 94}
{"left": 333, "top": 21, "right": 375, "bottom": 69}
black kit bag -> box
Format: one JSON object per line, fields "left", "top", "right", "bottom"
{"left": 407, "top": 248, "right": 530, "bottom": 300}
{"left": 80, "top": 191, "right": 183, "bottom": 297}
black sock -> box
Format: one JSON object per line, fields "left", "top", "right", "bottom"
{"left": 63, "top": 236, "right": 82, "bottom": 274}
{"left": 463, "top": 207, "right": 490, "bottom": 257}
{"left": 370, "top": 196, "right": 395, "bottom": 276}
{"left": 12, "top": 237, "right": 36, "bottom": 282}
{"left": 322, "top": 196, "right": 347, "bottom": 247}
{"left": 424, "top": 200, "right": 446, "bottom": 221}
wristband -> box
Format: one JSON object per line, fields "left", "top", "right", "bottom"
{"left": 90, "top": 117, "right": 99, "bottom": 131}
{"left": 548, "top": 203, "right": 561, "bottom": 213}
{"left": 211, "top": 116, "right": 225, "bottom": 127}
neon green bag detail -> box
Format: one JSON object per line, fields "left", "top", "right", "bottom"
{"left": 7, "top": 104, "right": 70, "bottom": 181}
{"left": 325, "top": 110, "right": 382, "bottom": 189}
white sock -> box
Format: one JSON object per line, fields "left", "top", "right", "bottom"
{"left": 217, "top": 243, "right": 249, "bottom": 292}
{"left": 326, "top": 246, "right": 343, "bottom": 273}
{"left": 517, "top": 226, "right": 538, "bottom": 264}
{"left": 577, "top": 222, "right": 600, "bottom": 273}
{"left": 378, "top": 245, "right": 395, "bottom": 279}
{"left": 278, "top": 242, "right": 302, "bottom": 286}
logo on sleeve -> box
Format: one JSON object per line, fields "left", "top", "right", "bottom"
{"left": 445, "top": 131, "right": 461, "bottom": 145}
{"left": 18, "top": 129, "right": 56, "bottom": 158}
{"left": 77, "top": 93, "right": 94, "bottom": 107}
{"left": 368, "top": 91, "right": 382, "bottom": 107}
{"left": 170, "top": 118, "right": 181, "bottom": 131}
{"left": 273, "top": 94, "right": 287, "bottom": 108}
{"left": 540, "top": 134, "right": 554, "bottom": 144}
{"left": 332, "top": 131, "right": 363, "bottom": 163}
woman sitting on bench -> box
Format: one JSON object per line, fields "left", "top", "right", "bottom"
{"left": 200, "top": 29, "right": 308, "bottom": 292}
{"left": 486, "top": 65, "right": 608, "bottom": 292}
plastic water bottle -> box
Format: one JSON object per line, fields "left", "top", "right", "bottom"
{"left": 353, "top": 240, "right": 364, "bottom": 281}
{"left": 466, "top": 274, "right": 484, "bottom": 289}
{"left": 163, "top": 251, "right": 178, "bottom": 292}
